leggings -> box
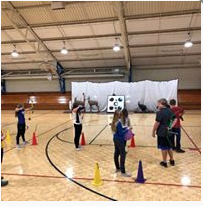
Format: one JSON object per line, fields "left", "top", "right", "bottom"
{"left": 74, "top": 124, "right": 82, "bottom": 148}
{"left": 1, "top": 147, "right": 3, "bottom": 163}
{"left": 16, "top": 123, "right": 26, "bottom": 145}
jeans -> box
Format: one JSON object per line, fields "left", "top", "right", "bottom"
{"left": 74, "top": 124, "right": 82, "bottom": 148}
{"left": 113, "top": 138, "right": 126, "bottom": 173}
{"left": 171, "top": 128, "right": 181, "bottom": 149}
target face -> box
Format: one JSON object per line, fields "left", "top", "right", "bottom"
{"left": 107, "top": 96, "right": 125, "bottom": 112}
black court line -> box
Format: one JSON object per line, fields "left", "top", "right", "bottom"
{"left": 89, "top": 124, "right": 108, "bottom": 145}
{"left": 4, "top": 119, "right": 73, "bottom": 153}
{"left": 45, "top": 128, "right": 117, "bottom": 201}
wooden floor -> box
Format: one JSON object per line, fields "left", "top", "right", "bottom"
{"left": 1, "top": 110, "right": 201, "bottom": 201}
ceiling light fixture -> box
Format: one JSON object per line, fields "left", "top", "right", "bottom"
{"left": 113, "top": 38, "right": 120, "bottom": 52}
{"left": 60, "top": 40, "right": 68, "bottom": 54}
{"left": 184, "top": 32, "right": 193, "bottom": 48}
{"left": 11, "top": 45, "right": 19, "bottom": 57}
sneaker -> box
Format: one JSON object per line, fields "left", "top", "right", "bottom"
{"left": 121, "top": 172, "right": 131, "bottom": 177}
{"left": 23, "top": 141, "right": 29, "bottom": 145}
{"left": 176, "top": 148, "right": 185, "bottom": 153}
{"left": 1, "top": 179, "right": 8, "bottom": 187}
{"left": 160, "top": 161, "right": 168, "bottom": 168}
{"left": 169, "top": 160, "right": 175, "bottom": 166}
{"left": 16, "top": 145, "right": 23, "bottom": 149}
{"left": 76, "top": 148, "right": 81, "bottom": 151}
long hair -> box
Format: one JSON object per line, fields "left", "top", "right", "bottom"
{"left": 111, "top": 110, "right": 120, "bottom": 132}
{"left": 121, "top": 108, "right": 129, "bottom": 126}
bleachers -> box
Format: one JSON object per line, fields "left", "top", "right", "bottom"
{"left": 1, "top": 90, "right": 200, "bottom": 110}
{"left": 1, "top": 92, "right": 71, "bottom": 110}
{"left": 178, "top": 89, "right": 201, "bottom": 110}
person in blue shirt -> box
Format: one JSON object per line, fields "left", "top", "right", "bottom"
{"left": 111, "top": 110, "right": 131, "bottom": 177}
{"left": 15, "top": 104, "right": 29, "bottom": 149}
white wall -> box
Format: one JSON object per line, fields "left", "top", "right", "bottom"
{"left": 132, "top": 68, "right": 201, "bottom": 89}
{"left": 4, "top": 68, "right": 200, "bottom": 92}
{"left": 6, "top": 79, "right": 60, "bottom": 92}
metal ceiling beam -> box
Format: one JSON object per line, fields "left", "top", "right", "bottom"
{"left": 4, "top": 2, "right": 57, "bottom": 63}
{"left": 1, "top": 52, "right": 200, "bottom": 65}
{"left": 1, "top": 27, "right": 200, "bottom": 45}
{"left": 1, "top": 9, "right": 200, "bottom": 30}
{"left": 1, "top": 41, "right": 201, "bottom": 56}
{"left": 115, "top": 1, "right": 131, "bottom": 70}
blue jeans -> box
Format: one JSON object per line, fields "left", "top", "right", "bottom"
{"left": 113, "top": 139, "right": 126, "bottom": 173}
{"left": 171, "top": 128, "right": 181, "bottom": 149}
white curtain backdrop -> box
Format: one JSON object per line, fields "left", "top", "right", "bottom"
{"left": 71, "top": 80, "right": 178, "bottom": 112}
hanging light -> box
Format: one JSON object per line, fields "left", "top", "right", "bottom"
{"left": 11, "top": 45, "right": 19, "bottom": 57}
{"left": 60, "top": 40, "right": 68, "bottom": 54}
{"left": 184, "top": 40, "right": 193, "bottom": 48}
{"left": 113, "top": 38, "right": 120, "bottom": 52}
{"left": 184, "top": 32, "right": 193, "bottom": 48}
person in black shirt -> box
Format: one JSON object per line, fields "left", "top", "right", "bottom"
{"left": 152, "top": 98, "right": 177, "bottom": 168}
{"left": 72, "top": 103, "right": 85, "bottom": 150}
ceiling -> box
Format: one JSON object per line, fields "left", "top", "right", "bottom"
{"left": 1, "top": 1, "right": 201, "bottom": 79}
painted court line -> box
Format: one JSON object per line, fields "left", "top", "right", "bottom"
{"left": 4, "top": 119, "right": 73, "bottom": 153}
{"left": 1, "top": 172, "right": 201, "bottom": 189}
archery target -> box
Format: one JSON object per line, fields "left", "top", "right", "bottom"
{"left": 107, "top": 96, "right": 125, "bottom": 112}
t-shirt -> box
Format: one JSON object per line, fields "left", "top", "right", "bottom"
{"left": 17, "top": 109, "right": 25, "bottom": 124}
{"left": 170, "top": 107, "right": 184, "bottom": 128}
{"left": 155, "top": 107, "right": 174, "bottom": 137}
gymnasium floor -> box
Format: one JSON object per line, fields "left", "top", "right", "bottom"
{"left": 1, "top": 110, "right": 201, "bottom": 201}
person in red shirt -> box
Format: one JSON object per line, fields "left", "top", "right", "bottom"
{"left": 169, "top": 99, "right": 185, "bottom": 153}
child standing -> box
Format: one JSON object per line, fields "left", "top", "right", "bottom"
{"left": 152, "top": 98, "right": 177, "bottom": 168}
{"left": 15, "top": 104, "right": 29, "bottom": 148}
{"left": 1, "top": 130, "right": 8, "bottom": 186}
{"left": 169, "top": 99, "right": 185, "bottom": 153}
{"left": 72, "top": 103, "right": 84, "bottom": 151}
{"left": 111, "top": 110, "right": 131, "bottom": 177}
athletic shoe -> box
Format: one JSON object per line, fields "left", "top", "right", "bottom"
{"left": 1, "top": 179, "right": 8, "bottom": 187}
{"left": 160, "top": 161, "right": 168, "bottom": 168}
{"left": 169, "top": 160, "right": 175, "bottom": 166}
{"left": 16, "top": 145, "right": 23, "bottom": 149}
{"left": 76, "top": 148, "right": 81, "bottom": 151}
{"left": 23, "top": 141, "right": 29, "bottom": 145}
{"left": 121, "top": 172, "right": 131, "bottom": 177}
{"left": 176, "top": 148, "right": 185, "bottom": 153}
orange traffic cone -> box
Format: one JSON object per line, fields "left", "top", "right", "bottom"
{"left": 128, "top": 135, "right": 136, "bottom": 148}
{"left": 32, "top": 132, "right": 38, "bottom": 145}
{"left": 80, "top": 132, "right": 86, "bottom": 145}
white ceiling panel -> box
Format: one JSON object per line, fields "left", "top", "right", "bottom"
{"left": 129, "top": 34, "right": 158, "bottom": 45}
{"left": 126, "top": 18, "right": 160, "bottom": 32}
{"left": 160, "top": 15, "right": 192, "bottom": 30}
{"left": 34, "top": 27, "right": 62, "bottom": 38}
{"left": 60, "top": 24, "right": 93, "bottom": 37}
{"left": 91, "top": 21, "right": 120, "bottom": 35}
{"left": 69, "top": 39, "right": 99, "bottom": 49}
